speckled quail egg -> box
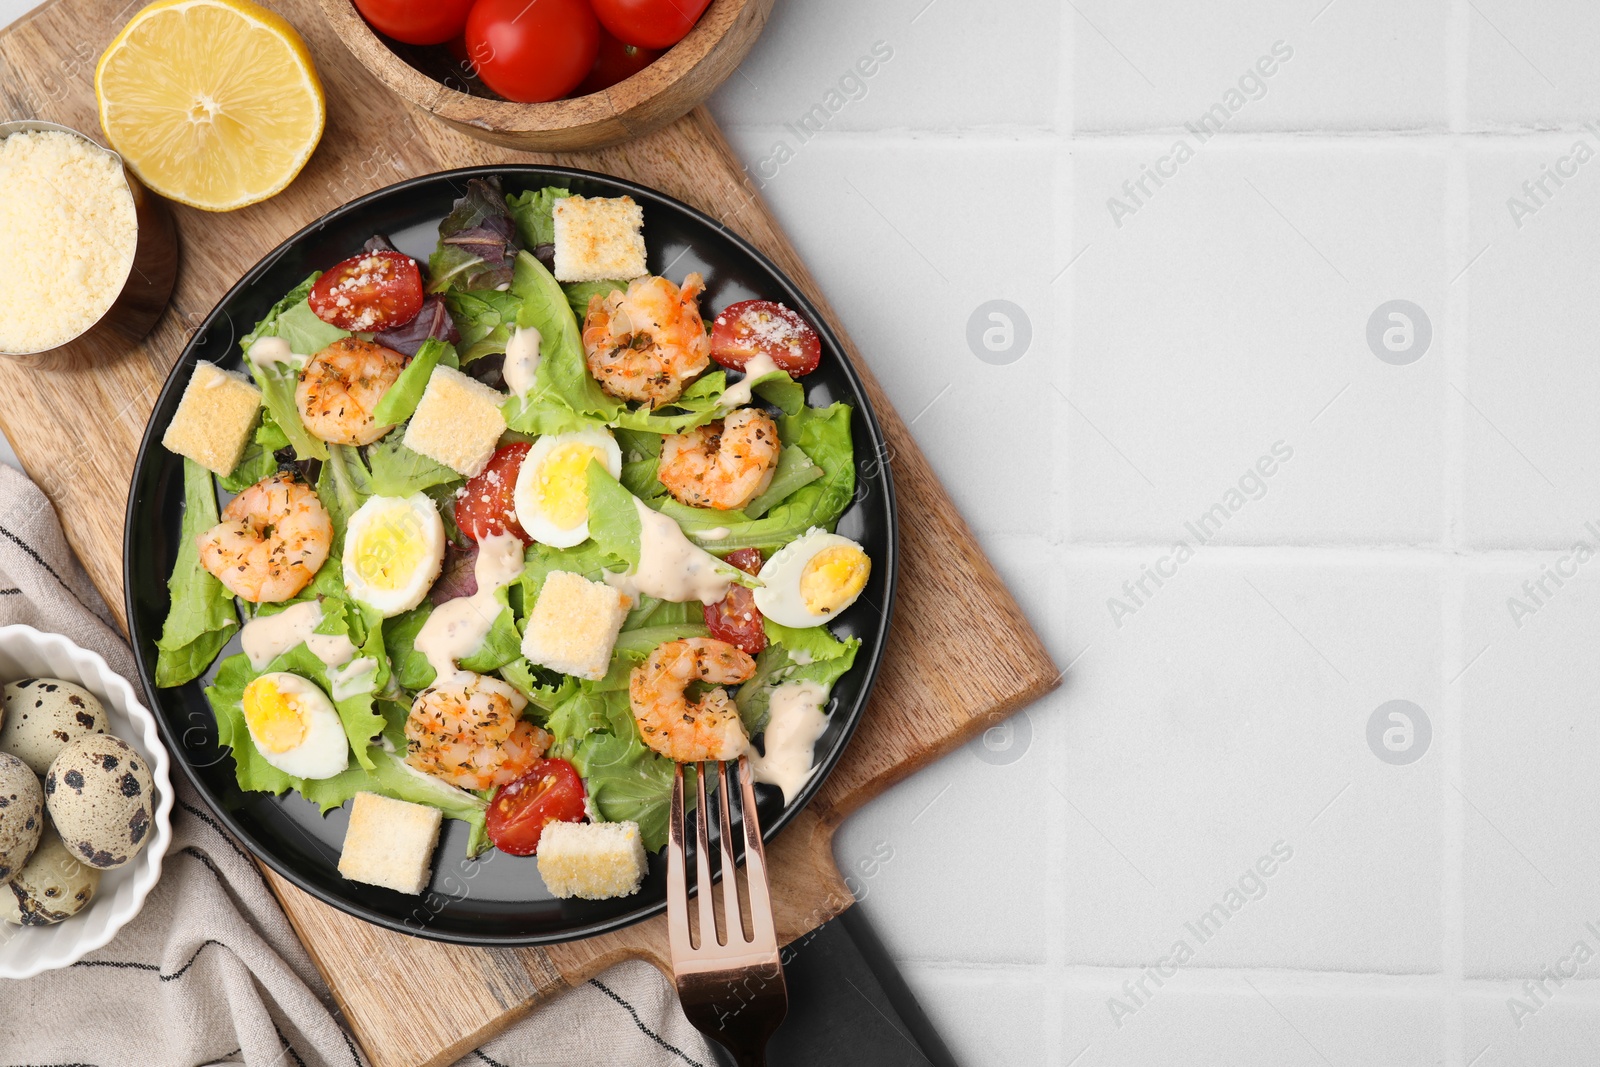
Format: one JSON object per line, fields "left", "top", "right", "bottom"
{"left": 0, "top": 752, "right": 42, "bottom": 886}
{"left": 44, "top": 734, "right": 153, "bottom": 871}
{"left": 0, "top": 823, "right": 99, "bottom": 926}
{"left": 0, "top": 677, "right": 108, "bottom": 775}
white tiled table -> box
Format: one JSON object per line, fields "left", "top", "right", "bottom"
{"left": 8, "top": 0, "right": 1600, "bottom": 1062}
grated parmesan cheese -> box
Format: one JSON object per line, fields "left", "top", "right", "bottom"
{"left": 0, "top": 130, "right": 137, "bottom": 353}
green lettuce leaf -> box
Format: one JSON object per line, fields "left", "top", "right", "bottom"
{"left": 155, "top": 459, "right": 239, "bottom": 687}
{"left": 501, "top": 252, "right": 623, "bottom": 434}
{"left": 610, "top": 371, "right": 729, "bottom": 435}
{"left": 371, "top": 339, "right": 456, "bottom": 427}
{"left": 216, "top": 414, "right": 281, "bottom": 493}
{"left": 505, "top": 186, "right": 572, "bottom": 248}
{"left": 366, "top": 431, "right": 462, "bottom": 497}
{"left": 445, "top": 288, "right": 522, "bottom": 362}
{"left": 740, "top": 442, "right": 822, "bottom": 519}
{"left": 384, "top": 603, "right": 435, "bottom": 692}
{"left": 562, "top": 278, "right": 628, "bottom": 323}
{"left": 735, "top": 624, "right": 859, "bottom": 734}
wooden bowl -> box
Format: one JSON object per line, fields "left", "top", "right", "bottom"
{"left": 317, "top": 0, "right": 774, "bottom": 151}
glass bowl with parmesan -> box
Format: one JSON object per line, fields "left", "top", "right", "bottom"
{"left": 0, "top": 121, "right": 176, "bottom": 363}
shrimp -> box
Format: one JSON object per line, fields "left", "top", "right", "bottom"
{"left": 198, "top": 471, "right": 332, "bottom": 603}
{"left": 582, "top": 273, "right": 711, "bottom": 408}
{"left": 658, "top": 408, "right": 781, "bottom": 511}
{"left": 405, "top": 671, "right": 551, "bottom": 790}
{"left": 629, "top": 638, "right": 756, "bottom": 763}
{"left": 295, "top": 337, "right": 407, "bottom": 445}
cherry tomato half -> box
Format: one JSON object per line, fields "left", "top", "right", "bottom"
{"left": 465, "top": 0, "right": 599, "bottom": 104}
{"left": 591, "top": 0, "right": 712, "bottom": 50}
{"left": 308, "top": 250, "right": 424, "bottom": 332}
{"left": 457, "top": 442, "right": 531, "bottom": 545}
{"left": 575, "top": 28, "right": 662, "bottom": 96}
{"left": 704, "top": 547, "right": 765, "bottom": 656}
{"left": 486, "top": 758, "right": 588, "bottom": 856}
{"left": 352, "top": 0, "right": 474, "bottom": 45}
{"left": 710, "top": 300, "right": 822, "bottom": 376}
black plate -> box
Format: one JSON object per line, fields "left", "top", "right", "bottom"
{"left": 123, "top": 166, "right": 897, "bottom": 945}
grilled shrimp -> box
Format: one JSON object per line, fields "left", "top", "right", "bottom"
{"left": 295, "top": 337, "right": 407, "bottom": 445}
{"left": 582, "top": 273, "right": 711, "bottom": 408}
{"left": 198, "top": 471, "right": 332, "bottom": 603}
{"left": 629, "top": 638, "right": 756, "bottom": 763}
{"left": 405, "top": 671, "right": 551, "bottom": 790}
{"left": 658, "top": 408, "right": 781, "bottom": 511}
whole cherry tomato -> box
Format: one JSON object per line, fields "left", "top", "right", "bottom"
{"left": 591, "top": 0, "right": 712, "bottom": 50}
{"left": 465, "top": 0, "right": 599, "bottom": 104}
{"left": 704, "top": 547, "right": 766, "bottom": 655}
{"left": 308, "top": 250, "right": 424, "bottom": 332}
{"left": 352, "top": 0, "right": 474, "bottom": 45}
{"left": 456, "top": 442, "right": 532, "bottom": 545}
{"left": 486, "top": 758, "right": 588, "bottom": 856}
{"left": 575, "top": 28, "right": 662, "bottom": 96}
{"left": 709, "top": 299, "right": 822, "bottom": 376}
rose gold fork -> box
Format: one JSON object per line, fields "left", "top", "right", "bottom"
{"left": 668, "top": 755, "right": 788, "bottom": 1067}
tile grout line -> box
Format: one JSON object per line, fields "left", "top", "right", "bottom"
{"left": 1051, "top": 6, "right": 1076, "bottom": 1066}
{"left": 1442, "top": 2, "right": 1472, "bottom": 1063}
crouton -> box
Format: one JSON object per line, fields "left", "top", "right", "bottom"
{"left": 337, "top": 792, "right": 442, "bottom": 895}
{"left": 161, "top": 361, "right": 262, "bottom": 476}
{"left": 537, "top": 820, "right": 648, "bottom": 900}
{"left": 552, "top": 195, "right": 647, "bottom": 283}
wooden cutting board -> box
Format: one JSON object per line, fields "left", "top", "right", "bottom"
{"left": 0, "top": 1, "right": 1060, "bottom": 1064}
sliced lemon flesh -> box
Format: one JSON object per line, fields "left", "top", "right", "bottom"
{"left": 96, "top": 0, "right": 325, "bottom": 211}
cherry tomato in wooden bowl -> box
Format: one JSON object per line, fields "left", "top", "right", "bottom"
{"left": 575, "top": 28, "right": 662, "bottom": 96}
{"left": 486, "top": 759, "right": 588, "bottom": 856}
{"left": 465, "top": 0, "right": 600, "bottom": 104}
{"left": 308, "top": 250, "right": 424, "bottom": 332}
{"left": 352, "top": 0, "right": 475, "bottom": 45}
{"left": 456, "top": 442, "right": 532, "bottom": 545}
{"left": 704, "top": 547, "right": 766, "bottom": 655}
{"left": 591, "top": 0, "right": 713, "bottom": 50}
{"left": 710, "top": 299, "right": 822, "bottom": 376}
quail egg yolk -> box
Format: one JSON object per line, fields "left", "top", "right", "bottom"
{"left": 242, "top": 677, "right": 308, "bottom": 754}
{"left": 799, "top": 545, "right": 871, "bottom": 616}
{"left": 533, "top": 444, "right": 603, "bottom": 530}
{"left": 351, "top": 505, "right": 429, "bottom": 591}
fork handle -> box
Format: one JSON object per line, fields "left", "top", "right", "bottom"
{"left": 761, "top": 903, "right": 959, "bottom": 1067}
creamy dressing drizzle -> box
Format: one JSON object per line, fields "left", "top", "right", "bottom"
{"left": 246, "top": 336, "right": 304, "bottom": 370}
{"left": 699, "top": 527, "right": 731, "bottom": 541}
{"left": 306, "top": 632, "right": 358, "bottom": 668}
{"left": 413, "top": 532, "right": 525, "bottom": 682}
{"left": 503, "top": 326, "right": 541, "bottom": 398}
{"left": 240, "top": 601, "right": 323, "bottom": 671}
{"left": 717, "top": 352, "right": 783, "bottom": 409}
{"left": 604, "top": 499, "right": 733, "bottom": 606}
{"left": 749, "top": 679, "right": 829, "bottom": 804}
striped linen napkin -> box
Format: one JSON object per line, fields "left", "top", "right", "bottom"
{"left": 0, "top": 465, "right": 715, "bottom": 1067}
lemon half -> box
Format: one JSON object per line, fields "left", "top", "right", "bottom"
{"left": 95, "top": 0, "right": 325, "bottom": 212}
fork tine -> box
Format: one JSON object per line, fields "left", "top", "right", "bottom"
{"left": 737, "top": 754, "right": 778, "bottom": 947}
{"left": 666, "top": 762, "right": 691, "bottom": 952}
{"left": 715, "top": 760, "right": 746, "bottom": 944}
{"left": 693, "top": 761, "right": 717, "bottom": 947}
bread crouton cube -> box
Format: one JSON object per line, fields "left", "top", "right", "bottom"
{"left": 537, "top": 820, "right": 648, "bottom": 900}
{"left": 520, "top": 570, "right": 630, "bottom": 681}
{"left": 402, "top": 365, "right": 507, "bottom": 477}
{"left": 161, "top": 361, "right": 262, "bottom": 476}
{"left": 552, "top": 195, "right": 647, "bottom": 283}
{"left": 337, "top": 792, "right": 442, "bottom": 895}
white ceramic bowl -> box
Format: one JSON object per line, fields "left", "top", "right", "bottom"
{"left": 0, "top": 625, "right": 173, "bottom": 979}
